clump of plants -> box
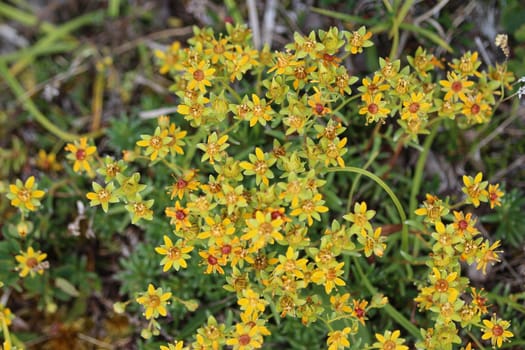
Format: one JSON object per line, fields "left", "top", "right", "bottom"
{"left": 1, "top": 20, "right": 521, "bottom": 350}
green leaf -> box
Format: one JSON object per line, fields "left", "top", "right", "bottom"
{"left": 55, "top": 277, "right": 80, "bottom": 297}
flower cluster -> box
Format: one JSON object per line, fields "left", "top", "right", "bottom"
{"left": 414, "top": 173, "right": 513, "bottom": 349}
{"left": 75, "top": 24, "right": 516, "bottom": 349}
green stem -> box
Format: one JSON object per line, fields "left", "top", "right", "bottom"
{"left": 353, "top": 257, "right": 421, "bottom": 339}
{"left": 346, "top": 146, "right": 380, "bottom": 212}
{"left": 326, "top": 166, "right": 409, "bottom": 253}
{"left": 408, "top": 123, "right": 439, "bottom": 219}
{"left": 0, "top": 62, "right": 103, "bottom": 142}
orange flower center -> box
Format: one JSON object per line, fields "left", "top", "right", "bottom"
{"left": 458, "top": 219, "right": 468, "bottom": 230}
{"left": 193, "top": 69, "right": 205, "bottom": 81}
{"left": 98, "top": 189, "right": 110, "bottom": 202}
{"left": 239, "top": 334, "right": 251, "bottom": 346}
{"left": 368, "top": 103, "right": 379, "bottom": 114}
{"left": 75, "top": 149, "right": 86, "bottom": 161}
{"left": 301, "top": 200, "right": 315, "bottom": 213}
{"left": 492, "top": 325, "right": 504, "bottom": 337}
{"left": 471, "top": 104, "right": 480, "bottom": 114}
{"left": 26, "top": 257, "right": 39, "bottom": 269}
{"left": 177, "top": 178, "right": 188, "bottom": 189}
{"left": 133, "top": 202, "right": 147, "bottom": 216}
{"left": 175, "top": 210, "right": 186, "bottom": 221}
{"left": 409, "top": 102, "right": 420, "bottom": 113}
{"left": 213, "top": 44, "right": 225, "bottom": 54}
{"left": 17, "top": 189, "right": 31, "bottom": 202}
{"left": 148, "top": 295, "right": 161, "bottom": 308}
{"left": 383, "top": 340, "right": 396, "bottom": 350}
{"left": 106, "top": 164, "right": 120, "bottom": 177}
{"left": 354, "top": 306, "right": 365, "bottom": 318}
{"left": 259, "top": 222, "right": 274, "bottom": 236}
{"left": 451, "top": 81, "right": 462, "bottom": 92}
{"left": 294, "top": 66, "right": 307, "bottom": 79}
{"left": 435, "top": 278, "right": 449, "bottom": 292}
{"left": 253, "top": 160, "right": 268, "bottom": 175}
{"left": 150, "top": 136, "right": 163, "bottom": 149}
{"left": 207, "top": 255, "right": 218, "bottom": 265}
{"left": 221, "top": 244, "right": 232, "bottom": 255}
{"left": 327, "top": 268, "right": 337, "bottom": 280}
{"left": 490, "top": 192, "right": 498, "bottom": 201}
{"left": 168, "top": 247, "right": 181, "bottom": 260}
{"left": 315, "top": 103, "right": 325, "bottom": 115}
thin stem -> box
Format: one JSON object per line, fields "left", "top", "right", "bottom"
{"left": 408, "top": 123, "right": 439, "bottom": 218}
{"left": 326, "top": 166, "right": 409, "bottom": 253}
{"left": 0, "top": 62, "right": 103, "bottom": 142}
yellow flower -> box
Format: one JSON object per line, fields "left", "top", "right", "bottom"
{"left": 168, "top": 169, "right": 200, "bottom": 200}
{"left": 177, "top": 95, "right": 209, "bottom": 126}
{"left": 343, "top": 201, "right": 375, "bottom": 235}
{"left": 326, "top": 327, "right": 351, "bottom": 350}
{"left": 439, "top": 71, "right": 474, "bottom": 102}
{"left": 239, "top": 147, "right": 276, "bottom": 186}
{"left": 414, "top": 193, "right": 449, "bottom": 223}
{"left": 461, "top": 93, "right": 490, "bottom": 123}
{"left": 311, "top": 260, "right": 345, "bottom": 294}
{"left": 0, "top": 305, "right": 13, "bottom": 326}
{"left": 186, "top": 60, "right": 216, "bottom": 92}
{"left": 197, "top": 215, "right": 235, "bottom": 245}
{"left": 36, "top": 149, "right": 62, "bottom": 172}
{"left": 136, "top": 284, "right": 172, "bottom": 320}
{"left": 155, "top": 236, "right": 194, "bottom": 272}
{"left": 242, "top": 210, "right": 283, "bottom": 252}
{"left": 86, "top": 182, "right": 119, "bottom": 212}
{"left": 307, "top": 87, "right": 331, "bottom": 116}
{"left": 7, "top": 176, "right": 45, "bottom": 212}
{"left": 166, "top": 123, "right": 187, "bottom": 155}
{"left": 247, "top": 94, "right": 274, "bottom": 127}
{"left": 330, "top": 293, "right": 352, "bottom": 314}
{"left": 476, "top": 240, "right": 501, "bottom": 274}
{"left": 65, "top": 137, "right": 97, "bottom": 175}
{"left": 197, "top": 132, "right": 229, "bottom": 164}
{"left": 360, "top": 227, "right": 386, "bottom": 258}
{"left": 267, "top": 51, "right": 299, "bottom": 75}
{"left": 351, "top": 299, "right": 368, "bottom": 325}
{"left": 273, "top": 246, "right": 308, "bottom": 278}
{"left": 358, "top": 74, "right": 389, "bottom": 96}
{"left": 290, "top": 193, "right": 328, "bottom": 226}
{"left": 15, "top": 246, "right": 48, "bottom": 278}
{"left": 452, "top": 211, "right": 478, "bottom": 237}
{"left": 160, "top": 340, "right": 186, "bottom": 350}
{"left": 482, "top": 315, "right": 513, "bottom": 348}
{"left": 462, "top": 172, "right": 489, "bottom": 207}
{"left": 136, "top": 127, "right": 172, "bottom": 161}
{"left": 199, "top": 248, "right": 226, "bottom": 274}
{"left": 155, "top": 41, "right": 184, "bottom": 73}
{"left": 372, "top": 330, "right": 409, "bottom": 350}
{"left": 488, "top": 183, "right": 504, "bottom": 209}
{"left": 238, "top": 289, "right": 267, "bottom": 317}
{"left": 428, "top": 267, "right": 460, "bottom": 303}
{"left": 165, "top": 201, "right": 191, "bottom": 231}
{"left": 401, "top": 92, "right": 431, "bottom": 120}
{"left": 125, "top": 199, "right": 154, "bottom": 224}
{"left": 449, "top": 51, "right": 481, "bottom": 77}
{"left": 344, "top": 26, "right": 373, "bottom": 54}
{"left": 358, "top": 92, "right": 390, "bottom": 124}
{"left": 226, "top": 322, "right": 264, "bottom": 350}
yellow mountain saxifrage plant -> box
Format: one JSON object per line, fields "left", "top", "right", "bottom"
{"left": 2, "top": 175, "right": 49, "bottom": 350}
{"left": 76, "top": 23, "right": 516, "bottom": 349}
